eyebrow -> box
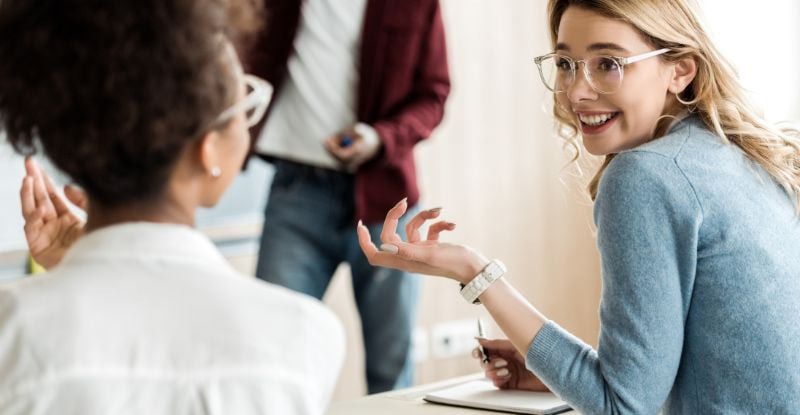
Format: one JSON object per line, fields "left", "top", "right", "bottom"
{"left": 555, "top": 42, "right": 631, "bottom": 53}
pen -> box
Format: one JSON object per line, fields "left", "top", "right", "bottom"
{"left": 477, "top": 318, "right": 490, "bottom": 363}
{"left": 340, "top": 134, "right": 353, "bottom": 148}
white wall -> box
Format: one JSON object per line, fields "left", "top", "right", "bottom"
{"left": 0, "top": 141, "right": 26, "bottom": 254}
{"left": 701, "top": 0, "right": 800, "bottom": 122}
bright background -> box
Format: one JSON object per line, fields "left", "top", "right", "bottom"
{"left": 1, "top": 0, "right": 798, "bottom": 399}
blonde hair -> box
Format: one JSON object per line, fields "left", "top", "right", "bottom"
{"left": 547, "top": 0, "right": 800, "bottom": 209}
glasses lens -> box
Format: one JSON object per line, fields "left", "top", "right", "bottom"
{"left": 537, "top": 55, "right": 573, "bottom": 92}
{"left": 586, "top": 56, "right": 622, "bottom": 94}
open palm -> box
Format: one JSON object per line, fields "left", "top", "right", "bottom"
{"left": 357, "top": 198, "right": 489, "bottom": 284}
{"left": 20, "top": 158, "right": 87, "bottom": 269}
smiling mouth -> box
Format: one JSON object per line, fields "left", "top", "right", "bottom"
{"left": 578, "top": 112, "right": 619, "bottom": 127}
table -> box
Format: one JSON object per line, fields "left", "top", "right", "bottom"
{"left": 327, "top": 373, "right": 578, "bottom": 414}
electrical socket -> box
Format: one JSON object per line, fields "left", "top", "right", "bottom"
{"left": 431, "top": 319, "right": 480, "bottom": 359}
{"left": 411, "top": 326, "right": 429, "bottom": 363}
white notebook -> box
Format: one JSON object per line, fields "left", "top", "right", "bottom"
{"left": 423, "top": 379, "right": 571, "bottom": 415}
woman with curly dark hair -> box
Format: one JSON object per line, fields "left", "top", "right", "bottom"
{"left": 0, "top": 0, "right": 344, "bottom": 413}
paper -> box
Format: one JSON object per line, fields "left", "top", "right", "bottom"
{"left": 423, "top": 379, "right": 571, "bottom": 415}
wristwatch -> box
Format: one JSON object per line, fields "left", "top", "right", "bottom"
{"left": 459, "top": 259, "right": 506, "bottom": 304}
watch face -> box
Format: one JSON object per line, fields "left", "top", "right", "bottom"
{"left": 484, "top": 260, "right": 506, "bottom": 279}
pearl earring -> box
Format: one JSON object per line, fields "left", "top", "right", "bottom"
{"left": 210, "top": 166, "right": 222, "bottom": 178}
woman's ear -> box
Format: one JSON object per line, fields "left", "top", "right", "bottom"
{"left": 198, "top": 130, "right": 223, "bottom": 178}
{"left": 668, "top": 56, "right": 697, "bottom": 95}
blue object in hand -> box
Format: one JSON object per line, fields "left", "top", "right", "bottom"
{"left": 340, "top": 134, "right": 353, "bottom": 148}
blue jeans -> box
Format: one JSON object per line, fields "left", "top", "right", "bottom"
{"left": 255, "top": 159, "right": 420, "bottom": 393}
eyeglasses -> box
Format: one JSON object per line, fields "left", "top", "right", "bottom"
{"left": 215, "top": 74, "right": 273, "bottom": 128}
{"left": 533, "top": 48, "right": 670, "bottom": 94}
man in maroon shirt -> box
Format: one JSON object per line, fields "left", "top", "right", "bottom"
{"left": 246, "top": 0, "right": 449, "bottom": 393}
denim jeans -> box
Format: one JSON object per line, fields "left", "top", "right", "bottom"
{"left": 255, "top": 159, "right": 420, "bottom": 394}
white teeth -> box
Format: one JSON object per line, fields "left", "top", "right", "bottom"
{"left": 579, "top": 113, "right": 615, "bottom": 126}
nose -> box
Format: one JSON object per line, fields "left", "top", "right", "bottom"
{"left": 565, "top": 63, "right": 597, "bottom": 103}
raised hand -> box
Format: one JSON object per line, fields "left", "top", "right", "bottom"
{"left": 356, "top": 198, "right": 489, "bottom": 284}
{"left": 474, "top": 338, "right": 550, "bottom": 392}
{"left": 20, "top": 158, "right": 87, "bottom": 268}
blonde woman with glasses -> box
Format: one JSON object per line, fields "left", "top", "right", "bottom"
{"left": 0, "top": 0, "right": 343, "bottom": 413}
{"left": 358, "top": 0, "right": 800, "bottom": 413}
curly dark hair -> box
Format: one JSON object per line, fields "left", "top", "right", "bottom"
{"left": 0, "top": 0, "right": 262, "bottom": 207}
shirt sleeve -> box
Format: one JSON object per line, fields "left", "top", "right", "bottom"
{"left": 525, "top": 150, "right": 703, "bottom": 414}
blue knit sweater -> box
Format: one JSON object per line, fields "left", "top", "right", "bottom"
{"left": 526, "top": 116, "right": 800, "bottom": 414}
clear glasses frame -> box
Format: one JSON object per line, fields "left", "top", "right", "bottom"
{"left": 533, "top": 48, "right": 670, "bottom": 94}
{"left": 215, "top": 74, "right": 273, "bottom": 128}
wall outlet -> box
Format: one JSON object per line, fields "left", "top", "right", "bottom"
{"left": 431, "top": 319, "right": 480, "bottom": 359}
{"left": 411, "top": 326, "right": 429, "bottom": 363}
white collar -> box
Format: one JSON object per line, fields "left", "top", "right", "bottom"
{"left": 59, "top": 222, "right": 228, "bottom": 267}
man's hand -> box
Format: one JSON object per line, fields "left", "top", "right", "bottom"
{"left": 20, "top": 157, "right": 87, "bottom": 269}
{"left": 323, "top": 123, "right": 381, "bottom": 171}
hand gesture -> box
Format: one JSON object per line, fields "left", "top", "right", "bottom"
{"left": 474, "top": 338, "right": 550, "bottom": 392}
{"left": 20, "top": 158, "right": 87, "bottom": 269}
{"left": 323, "top": 124, "right": 380, "bottom": 171}
{"left": 356, "top": 198, "right": 489, "bottom": 284}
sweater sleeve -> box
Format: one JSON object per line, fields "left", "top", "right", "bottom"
{"left": 526, "top": 150, "right": 703, "bottom": 414}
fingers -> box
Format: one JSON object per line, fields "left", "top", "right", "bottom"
{"left": 404, "top": 207, "right": 441, "bottom": 243}
{"left": 324, "top": 134, "right": 362, "bottom": 164}
{"left": 485, "top": 358, "right": 512, "bottom": 388}
{"left": 44, "top": 174, "right": 71, "bottom": 216}
{"left": 426, "top": 220, "right": 456, "bottom": 241}
{"left": 24, "top": 157, "right": 57, "bottom": 219}
{"left": 488, "top": 359, "right": 510, "bottom": 377}
{"left": 32, "top": 168, "right": 56, "bottom": 221}
{"left": 20, "top": 176, "right": 36, "bottom": 220}
{"left": 358, "top": 219, "right": 418, "bottom": 265}
{"left": 472, "top": 346, "right": 490, "bottom": 367}
{"left": 379, "top": 198, "right": 407, "bottom": 243}
{"left": 24, "top": 156, "right": 38, "bottom": 178}
{"left": 323, "top": 137, "right": 345, "bottom": 162}
{"left": 356, "top": 220, "right": 380, "bottom": 257}
{"left": 64, "top": 185, "right": 88, "bottom": 211}
{"left": 471, "top": 346, "right": 484, "bottom": 361}
{"left": 358, "top": 220, "right": 455, "bottom": 278}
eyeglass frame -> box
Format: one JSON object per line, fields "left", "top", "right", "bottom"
{"left": 533, "top": 48, "right": 670, "bottom": 94}
{"left": 214, "top": 74, "right": 273, "bottom": 128}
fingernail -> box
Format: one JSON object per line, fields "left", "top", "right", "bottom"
{"left": 357, "top": 219, "right": 363, "bottom": 227}
{"left": 494, "top": 359, "right": 508, "bottom": 368}
{"left": 380, "top": 244, "right": 398, "bottom": 254}
{"left": 497, "top": 368, "right": 509, "bottom": 377}
{"left": 428, "top": 207, "right": 442, "bottom": 214}
{"left": 401, "top": 197, "right": 408, "bottom": 204}
{"left": 471, "top": 349, "right": 481, "bottom": 359}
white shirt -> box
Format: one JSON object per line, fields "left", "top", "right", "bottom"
{"left": 0, "top": 223, "right": 345, "bottom": 415}
{"left": 255, "top": 0, "right": 376, "bottom": 170}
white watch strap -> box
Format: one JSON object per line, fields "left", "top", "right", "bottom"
{"left": 460, "top": 260, "right": 506, "bottom": 304}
